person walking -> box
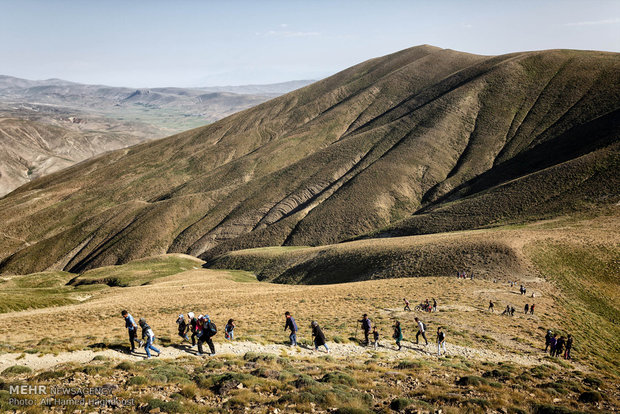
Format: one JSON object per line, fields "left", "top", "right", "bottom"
{"left": 555, "top": 336, "right": 566, "bottom": 358}
{"left": 488, "top": 300, "right": 495, "bottom": 312}
{"left": 530, "top": 304, "right": 535, "bottom": 315}
{"left": 139, "top": 318, "right": 160, "bottom": 359}
{"left": 392, "top": 321, "right": 403, "bottom": 350}
{"left": 510, "top": 306, "right": 515, "bottom": 316}
{"left": 359, "top": 314, "right": 372, "bottom": 346}
{"left": 224, "top": 319, "right": 235, "bottom": 340}
{"left": 311, "top": 321, "right": 329, "bottom": 353}
{"left": 403, "top": 298, "right": 411, "bottom": 311}
{"left": 372, "top": 327, "right": 379, "bottom": 349}
{"left": 437, "top": 327, "right": 446, "bottom": 356}
{"left": 176, "top": 314, "right": 190, "bottom": 342}
{"left": 524, "top": 304, "right": 529, "bottom": 314}
{"left": 549, "top": 334, "right": 558, "bottom": 356}
{"left": 432, "top": 298, "right": 437, "bottom": 312}
{"left": 284, "top": 311, "right": 298, "bottom": 347}
{"left": 564, "top": 334, "right": 573, "bottom": 360}
{"left": 545, "top": 330, "right": 553, "bottom": 352}
{"left": 414, "top": 317, "right": 428, "bottom": 345}
{"left": 121, "top": 310, "right": 139, "bottom": 353}
{"left": 188, "top": 312, "right": 199, "bottom": 346}
{"left": 197, "top": 315, "right": 217, "bottom": 356}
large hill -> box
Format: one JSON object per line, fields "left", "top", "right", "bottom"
{"left": 0, "top": 45, "right": 618, "bottom": 278}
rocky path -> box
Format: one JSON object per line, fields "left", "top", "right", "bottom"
{"left": 0, "top": 339, "right": 571, "bottom": 373}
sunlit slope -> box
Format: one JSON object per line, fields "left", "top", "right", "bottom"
{"left": 0, "top": 46, "right": 618, "bottom": 275}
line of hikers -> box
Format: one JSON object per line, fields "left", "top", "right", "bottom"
{"left": 456, "top": 270, "right": 474, "bottom": 280}
{"left": 489, "top": 302, "right": 536, "bottom": 316}
{"left": 123, "top": 309, "right": 447, "bottom": 358}
{"left": 545, "top": 330, "right": 574, "bottom": 359}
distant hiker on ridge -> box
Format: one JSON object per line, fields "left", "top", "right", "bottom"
{"left": 311, "top": 321, "right": 329, "bottom": 353}
{"left": 415, "top": 317, "right": 428, "bottom": 346}
{"left": 530, "top": 304, "right": 535, "bottom": 315}
{"left": 403, "top": 298, "right": 411, "bottom": 311}
{"left": 284, "top": 311, "right": 298, "bottom": 347}
{"left": 139, "top": 318, "right": 160, "bottom": 359}
{"left": 121, "top": 310, "right": 139, "bottom": 353}
{"left": 524, "top": 304, "right": 529, "bottom": 314}
{"left": 432, "top": 298, "right": 437, "bottom": 312}
{"left": 545, "top": 330, "right": 553, "bottom": 352}
{"left": 359, "top": 314, "right": 372, "bottom": 346}
{"left": 488, "top": 300, "right": 494, "bottom": 312}
{"left": 564, "top": 334, "right": 573, "bottom": 360}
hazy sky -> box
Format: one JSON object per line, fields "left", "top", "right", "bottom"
{"left": 1, "top": 0, "right": 619, "bottom": 87}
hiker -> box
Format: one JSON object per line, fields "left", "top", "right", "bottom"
{"left": 284, "top": 311, "right": 298, "bottom": 347}
{"left": 489, "top": 300, "right": 494, "bottom": 312}
{"left": 432, "top": 298, "right": 437, "bottom": 312}
{"left": 392, "top": 321, "right": 403, "bottom": 351}
{"left": 555, "top": 336, "right": 566, "bottom": 358}
{"left": 424, "top": 299, "right": 430, "bottom": 312}
{"left": 530, "top": 304, "right": 535, "bottom": 315}
{"left": 188, "top": 312, "right": 199, "bottom": 346}
{"left": 359, "top": 314, "right": 372, "bottom": 346}
{"left": 139, "top": 318, "right": 160, "bottom": 359}
{"left": 524, "top": 304, "right": 529, "bottom": 314}
{"left": 121, "top": 310, "right": 139, "bottom": 353}
{"left": 519, "top": 285, "right": 524, "bottom": 295}
{"left": 403, "top": 298, "right": 411, "bottom": 311}
{"left": 437, "top": 327, "right": 446, "bottom": 356}
{"left": 470, "top": 271, "right": 474, "bottom": 280}
{"left": 564, "top": 334, "right": 573, "bottom": 360}
{"left": 224, "top": 319, "right": 235, "bottom": 340}
{"left": 549, "top": 334, "right": 558, "bottom": 356}
{"left": 414, "top": 317, "right": 428, "bottom": 345}
{"left": 176, "top": 314, "right": 190, "bottom": 342}
{"left": 510, "top": 306, "right": 515, "bottom": 316}
{"left": 372, "top": 327, "right": 379, "bottom": 349}
{"left": 197, "top": 315, "right": 217, "bottom": 356}
{"left": 545, "top": 330, "right": 552, "bottom": 352}
{"left": 311, "top": 321, "right": 329, "bottom": 353}
{"left": 501, "top": 305, "right": 510, "bottom": 316}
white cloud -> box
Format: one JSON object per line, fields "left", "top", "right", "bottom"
{"left": 564, "top": 18, "right": 620, "bottom": 26}
{"left": 462, "top": 23, "right": 473, "bottom": 29}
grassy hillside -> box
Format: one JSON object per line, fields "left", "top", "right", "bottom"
{"left": 0, "top": 46, "right": 618, "bottom": 275}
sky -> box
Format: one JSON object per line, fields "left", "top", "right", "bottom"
{"left": 1, "top": 0, "right": 619, "bottom": 87}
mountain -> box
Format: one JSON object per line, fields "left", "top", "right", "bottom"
{"left": 197, "top": 80, "right": 315, "bottom": 95}
{"left": 0, "top": 77, "right": 311, "bottom": 195}
{"left": 0, "top": 45, "right": 618, "bottom": 279}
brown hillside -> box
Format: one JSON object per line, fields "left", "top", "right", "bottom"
{"left": 0, "top": 45, "right": 618, "bottom": 275}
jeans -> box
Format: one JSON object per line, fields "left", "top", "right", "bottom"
{"left": 315, "top": 344, "right": 329, "bottom": 352}
{"left": 145, "top": 337, "right": 160, "bottom": 358}
{"left": 191, "top": 331, "right": 198, "bottom": 346}
{"left": 179, "top": 332, "right": 189, "bottom": 341}
{"left": 438, "top": 341, "right": 446, "bottom": 355}
{"left": 416, "top": 330, "right": 428, "bottom": 345}
{"left": 226, "top": 330, "right": 234, "bottom": 340}
{"left": 289, "top": 332, "right": 297, "bottom": 346}
{"left": 128, "top": 328, "right": 137, "bottom": 351}
{"left": 363, "top": 330, "right": 370, "bottom": 345}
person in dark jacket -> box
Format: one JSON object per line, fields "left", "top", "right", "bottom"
{"left": 359, "top": 314, "right": 372, "bottom": 346}
{"left": 121, "top": 310, "right": 139, "bottom": 353}
{"left": 139, "top": 318, "right": 160, "bottom": 359}
{"left": 549, "top": 334, "right": 558, "bottom": 356}
{"left": 392, "top": 321, "right": 403, "bottom": 350}
{"left": 545, "top": 330, "right": 552, "bottom": 352}
{"left": 311, "top": 321, "right": 329, "bottom": 352}
{"left": 284, "top": 311, "right": 298, "bottom": 347}
{"left": 564, "top": 334, "right": 573, "bottom": 359}
{"left": 197, "top": 315, "right": 216, "bottom": 356}
{"left": 437, "top": 326, "right": 446, "bottom": 356}
{"left": 555, "top": 336, "right": 566, "bottom": 358}
{"left": 524, "top": 304, "right": 529, "bottom": 314}
{"left": 176, "top": 314, "right": 190, "bottom": 342}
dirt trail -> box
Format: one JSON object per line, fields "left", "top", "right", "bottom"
{"left": 0, "top": 339, "right": 573, "bottom": 373}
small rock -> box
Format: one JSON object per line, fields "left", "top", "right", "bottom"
{"left": 237, "top": 382, "right": 244, "bottom": 389}
{"left": 553, "top": 398, "right": 561, "bottom": 403}
{"left": 149, "top": 409, "right": 161, "bottom": 414}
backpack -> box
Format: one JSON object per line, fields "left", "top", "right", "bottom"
{"left": 207, "top": 321, "right": 217, "bottom": 335}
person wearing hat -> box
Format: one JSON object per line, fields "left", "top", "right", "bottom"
{"left": 139, "top": 318, "right": 160, "bottom": 359}
{"left": 188, "top": 312, "right": 198, "bottom": 346}
{"left": 197, "top": 315, "right": 217, "bottom": 356}
{"left": 359, "top": 314, "right": 372, "bottom": 346}
{"left": 176, "top": 314, "right": 190, "bottom": 342}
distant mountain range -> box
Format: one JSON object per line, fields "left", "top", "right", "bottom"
{"left": 0, "top": 45, "right": 617, "bottom": 279}
{"left": 0, "top": 76, "right": 314, "bottom": 195}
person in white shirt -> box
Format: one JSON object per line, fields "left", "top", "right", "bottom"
{"left": 414, "top": 317, "right": 428, "bottom": 345}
